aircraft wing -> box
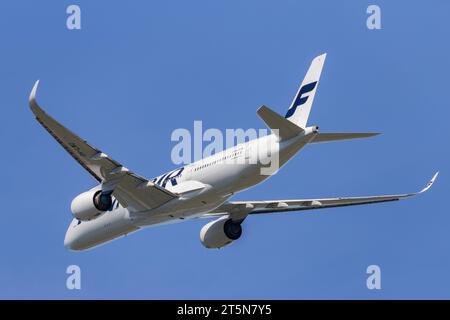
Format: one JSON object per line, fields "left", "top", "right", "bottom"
{"left": 206, "top": 172, "right": 438, "bottom": 219}
{"left": 29, "top": 80, "right": 178, "bottom": 212}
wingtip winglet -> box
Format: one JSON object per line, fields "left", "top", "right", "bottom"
{"left": 419, "top": 171, "right": 439, "bottom": 193}
{"left": 29, "top": 80, "right": 40, "bottom": 103}
{"left": 29, "top": 80, "right": 43, "bottom": 116}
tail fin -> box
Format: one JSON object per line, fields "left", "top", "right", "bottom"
{"left": 285, "top": 53, "right": 326, "bottom": 128}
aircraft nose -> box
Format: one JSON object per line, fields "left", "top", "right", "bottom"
{"left": 64, "top": 229, "right": 74, "bottom": 249}
{"left": 64, "top": 224, "right": 88, "bottom": 251}
{"left": 64, "top": 225, "right": 82, "bottom": 250}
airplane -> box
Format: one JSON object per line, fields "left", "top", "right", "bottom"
{"left": 29, "top": 53, "right": 438, "bottom": 251}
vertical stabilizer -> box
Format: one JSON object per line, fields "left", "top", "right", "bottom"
{"left": 285, "top": 53, "right": 326, "bottom": 128}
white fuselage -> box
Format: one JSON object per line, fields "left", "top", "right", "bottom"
{"left": 64, "top": 128, "right": 318, "bottom": 250}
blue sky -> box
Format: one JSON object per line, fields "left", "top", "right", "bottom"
{"left": 0, "top": 1, "right": 448, "bottom": 299}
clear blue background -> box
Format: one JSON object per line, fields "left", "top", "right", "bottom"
{"left": 0, "top": 0, "right": 447, "bottom": 299}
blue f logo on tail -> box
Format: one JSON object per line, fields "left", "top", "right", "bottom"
{"left": 285, "top": 81, "right": 317, "bottom": 118}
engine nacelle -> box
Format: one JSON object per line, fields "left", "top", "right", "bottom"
{"left": 200, "top": 217, "right": 242, "bottom": 249}
{"left": 70, "top": 190, "right": 112, "bottom": 221}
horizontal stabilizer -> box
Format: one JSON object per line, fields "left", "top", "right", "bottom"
{"left": 309, "top": 132, "right": 380, "bottom": 144}
{"left": 257, "top": 105, "right": 303, "bottom": 141}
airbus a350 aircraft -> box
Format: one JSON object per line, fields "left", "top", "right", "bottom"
{"left": 29, "top": 54, "right": 438, "bottom": 250}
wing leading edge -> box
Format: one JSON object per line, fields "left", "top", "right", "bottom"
{"left": 207, "top": 172, "right": 438, "bottom": 218}
{"left": 29, "top": 80, "right": 178, "bottom": 212}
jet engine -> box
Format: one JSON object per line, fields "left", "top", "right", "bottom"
{"left": 200, "top": 217, "right": 242, "bottom": 249}
{"left": 70, "top": 190, "right": 113, "bottom": 221}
